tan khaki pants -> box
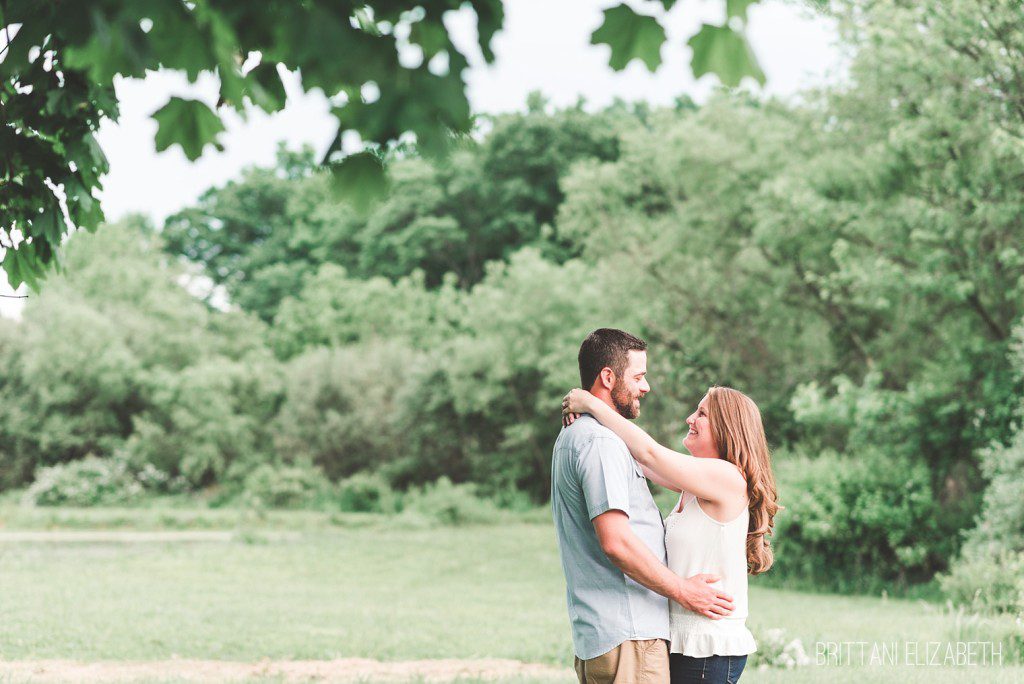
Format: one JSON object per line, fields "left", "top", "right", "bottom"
{"left": 574, "top": 638, "right": 669, "bottom": 684}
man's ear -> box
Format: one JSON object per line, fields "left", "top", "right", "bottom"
{"left": 598, "top": 367, "right": 616, "bottom": 391}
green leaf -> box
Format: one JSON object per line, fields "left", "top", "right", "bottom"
{"left": 66, "top": 133, "right": 109, "bottom": 190}
{"left": 328, "top": 151, "right": 389, "bottom": 212}
{"left": 410, "top": 20, "right": 448, "bottom": 59}
{"left": 86, "top": 133, "right": 109, "bottom": 173}
{"left": 659, "top": 0, "right": 679, "bottom": 9}
{"left": 687, "top": 23, "right": 765, "bottom": 87}
{"left": 243, "top": 61, "right": 287, "bottom": 113}
{"left": 65, "top": 175, "right": 105, "bottom": 230}
{"left": 591, "top": 4, "right": 666, "bottom": 72}
{"left": 1, "top": 249, "right": 23, "bottom": 291}
{"left": 0, "top": 14, "right": 51, "bottom": 80}
{"left": 45, "top": 89, "right": 67, "bottom": 116}
{"left": 474, "top": 1, "right": 504, "bottom": 63}
{"left": 62, "top": 11, "right": 149, "bottom": 82}
{"left": 152, "top": 97, "right": 226, "bottom": 161}
{"left": 146, "top": 4, "right": 214, "bottom": 82}
{"left": 217, "top": 65, "right": 248, "bottom": 109}
{"left": 33, "top": 205, "right": 66, "bottom": 246}
{"left": 2, "top": 243, "right": 42, "bottom": 293}
{"left": 726, "top": 0, "right": 759, "bottom": 20}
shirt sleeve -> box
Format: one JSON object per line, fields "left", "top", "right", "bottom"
{"left": 576, "top": 436, "right": 633, "bottom": 520}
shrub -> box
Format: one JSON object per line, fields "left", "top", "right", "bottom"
{"left": 939, "top": 550, "right": 1024, "bottom": 617}
{"left": 124, "top": 352, "right": 284, "bottom": 490}
{"left": 943, "top": 335, "right": 1024, "bottom": 614}
{"left": 338, "top": 471, "right": 400, "bottom": 513}
{"left": 941, "top": 603, "right": 1024, "bottom": 665}
{"left": 240, "top": 461, "right": 332, "bottom": 509}
{"left": 271, "top": 343, "right": 412, "bottom": 482}
{"left": 957, "top": 423, "right": 1024, "bottom": 559}
{"left": 941, "top": 439, "right": 1024, "bottom": 616}
{"left": 132, "top": 462, "right": 189, "bottom": 494}
{"left": 23, "top": 455, "right": 145, "bottom": 507}
{"left": 769, "top": 449, "right": 949, "bottom": 593}
{"left": 0, "top": 299, "right": 142, "bottom": 490}
{"left": 401, "top": 477, "right": 503, "bottom": 526}
{"left": 482, "top": 482, "right": 543, "bottom": 513}
{"left": 748, "top": 628, "right": 811, "bottom": 670}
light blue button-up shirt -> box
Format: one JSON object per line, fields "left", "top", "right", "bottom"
{"left": 551, "top": 414, "right": 670, "bottom": 660}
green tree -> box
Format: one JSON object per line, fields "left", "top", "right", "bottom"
{"left": 161, "top": 103, "right": 629, "bottom": 320}
{"left": 2, "top": 0, "right": 784, "bottom": 290}
{"left": 0, "top": 217, "right": 276, "bottom": 489}
{"left": 272, "top": 342, "right": 414, "bottom": 480}
{"left": 269, "top": 264, "right": 446, "bottom": 360}
{"left": 756, "top": 0, "right": 1024, "bottom": 495}
{"left": 555, "top": 96, "right": 833, "bottom": 445}
{"left": 390, "top": 248, "right": 624, "bottom": 499}
{"left": 123, "top": 350, "right": 284, "bottom": 488}
{"left": 161, "top": 146, "right": 366, "bottom": 322}
{"left": 354, "top": 101, "right": 625, "bottom": 285}
{"left": 0, "top": 295, "right": 142, "bottom": 487}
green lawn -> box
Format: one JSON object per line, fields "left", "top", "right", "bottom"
{"left": 1, "top": 505, "right": 1021, "bottom": 683}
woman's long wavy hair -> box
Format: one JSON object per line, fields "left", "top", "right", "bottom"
{"left": 704, "top": 386, "right": 780, "bottom": 575}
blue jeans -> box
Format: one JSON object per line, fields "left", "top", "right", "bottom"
{"left": 669, "top": 654, "right": 747, "bottom": 684}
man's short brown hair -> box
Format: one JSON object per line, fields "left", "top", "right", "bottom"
{"left": 578, "top": 328, "right": 647, "bottom": 390}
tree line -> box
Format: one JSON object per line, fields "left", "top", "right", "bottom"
{"left": 2, "top": 0, "right": 1023, "bottom": 598}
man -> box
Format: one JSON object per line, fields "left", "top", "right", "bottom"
{"left": 551, "top": 328, "right": 734, "bottom": 684}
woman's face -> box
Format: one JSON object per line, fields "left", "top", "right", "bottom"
{"left": 683, "top": 394, "right": 719, "bottom": 458}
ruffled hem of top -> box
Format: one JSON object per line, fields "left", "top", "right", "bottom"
{"left": 669, "top": 629, "right": 757, "bottom": 658}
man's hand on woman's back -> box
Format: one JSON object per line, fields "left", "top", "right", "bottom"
{"left": 593, "top": 510, "right": 734, "bottom": 621}
{"left": 676, "top": 574, "right": 734, "bottom": 620}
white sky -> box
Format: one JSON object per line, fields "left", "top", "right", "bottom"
{"left": 1, "top": 0, "right": 845, "bottom": 319}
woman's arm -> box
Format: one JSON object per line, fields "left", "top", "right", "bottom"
{"left": 565, "top": 389, "right": 745, "bottom": 504}
{"left": 565, "top": 411, "right": 681, "bottom": 492}
{"left": 641, "top": 464, "right": 682, "bottom": 493}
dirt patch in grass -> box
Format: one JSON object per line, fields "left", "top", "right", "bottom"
{"left": 0, "top": 658, "right": 574, "bottom": 682}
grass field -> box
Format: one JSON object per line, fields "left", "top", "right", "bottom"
{"left": 1, "top": 503, "right": 1022, "bottom": 683}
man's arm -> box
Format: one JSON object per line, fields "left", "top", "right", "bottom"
{"left": 593, "top": 510, "right": 734, "bottom": 619}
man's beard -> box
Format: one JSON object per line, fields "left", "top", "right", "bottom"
{"left": 611, "top": 383, "right": 640, "bottom": 419}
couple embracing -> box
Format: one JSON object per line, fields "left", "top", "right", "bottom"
{"left": 551, "top": 328, "right": 779, "bottom": 684}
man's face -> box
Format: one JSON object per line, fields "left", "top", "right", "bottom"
{"left": 610, "top": 350, "right": 650, "bottom": 419}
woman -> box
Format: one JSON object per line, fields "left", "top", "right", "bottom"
{"left": 562, "top": 386, "right": 779, "bottom": 684}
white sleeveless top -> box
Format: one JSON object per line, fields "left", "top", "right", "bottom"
{"left": 665, "top": 492, "right": 757, "bottom": 657}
